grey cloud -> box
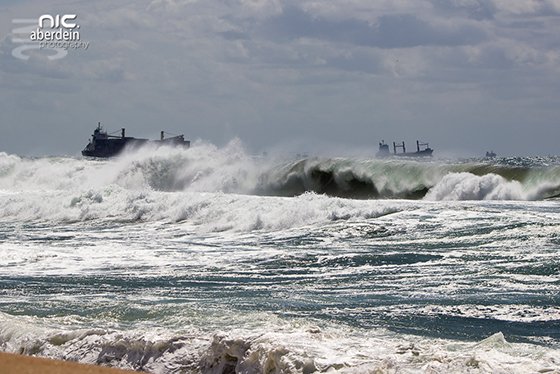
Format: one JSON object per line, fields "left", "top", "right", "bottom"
{"left": 0, "top": 36, "right": 73, "bottom": 80}
{"left": 84, "top": 7, "right": 155, "bottom": 30}
{"left": 430, "top": 0, "right": 496, "bottom": 20}
{"left": 326, "top": 50, "right": 383, "bottom": 74}
{"left": 431, "top": 0, "right": 560, "bottom": 19}
{"left": 261, "top": 6, "right": 487, "bottom": 48}
{"left": 79, "top": 59, "right": 131, "bottom": 82}
{"left": 1, "top": 0, "right": 560, "bottom": 156}
{"left": 218, "top": 30, "right": 250, "bottom": 41}
{"left": 0, "top": 36, "right": 132, "bottom": 86}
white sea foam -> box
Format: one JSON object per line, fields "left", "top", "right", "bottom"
{"left": 2, "top": 147, "right": 560, "bottom": 374}
{"left": 424, "top": 172, "right": 527, "bottom": 200}
{"left": 0, "top": 140, "right": 262, "bottom": 193}
{"left": 1, "top": 148, "right": 559, "bottom": 373}
{"left": 0, "top": 312, "right": 558, "bottom": 373}
{"left": 1, "top": 144, "right": 560, "bottom": 201}
{"left": 0, "top": 185, "right": 402, "bottom": 232}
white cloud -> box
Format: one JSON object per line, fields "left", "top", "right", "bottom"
{"left": 492, "top": 0, "right": 542, "bottom": 15}
{"left": 79, "top": 58, "right": 133, "bottom": 82}
{"left": 492, "top": 0, "right": 560, "bottom": 15}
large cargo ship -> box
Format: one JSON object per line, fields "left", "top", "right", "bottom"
{"left": 82, "top": 122, "right": 190, "bottom": 158}
{"left": 377, "top": 140, "right": 433, "bottom": 158}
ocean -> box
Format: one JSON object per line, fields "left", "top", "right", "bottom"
{"left": 0, "top": 141, "right": 559, "bottom": 373}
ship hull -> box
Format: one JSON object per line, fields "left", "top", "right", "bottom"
{"left": 82, "top": 138, "right": 149, "bottom": 158}
{"left": 377, "top": 149, "right": 433, "bottom": 158}
{"left": 82, "top": 137, "right": 189, "bottom": 158}
{"left": 377, "top": 140, "right": 433, "bottom": 158}
{"left": 393, "top": 149, "right": 433, "bottom": 157}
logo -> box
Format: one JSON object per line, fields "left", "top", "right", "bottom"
{"left": 38, "top": 14, "right": 78, "bottom": 29}
{"left": 11, "top": 14, "right": 90, "bottom": 61}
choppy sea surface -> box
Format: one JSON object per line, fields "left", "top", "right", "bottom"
{"left": 0, "top": 142, "right": 559, "bottom": 373}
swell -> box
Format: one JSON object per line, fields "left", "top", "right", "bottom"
{"left": 255, "top": 158, "right": 560, "bottom": 200}
{"left": 1, "top": 143, "right": 560, "bottom": 201}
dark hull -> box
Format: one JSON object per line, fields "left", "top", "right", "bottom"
{"left": 377, "top": 149, "right": 433, "bottom": 158}
{"left": 377, "top": 140, "right": 434, "bottom": 158}
{"left": 393, "top": 149, "right": 433, "bottom": 157}
{"left": 82, "top": 138, "right": 148, "bottom": 157}
{"left": 82, "top": 137, "right": 189, "bottom": 158}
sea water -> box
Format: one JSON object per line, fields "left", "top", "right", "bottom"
{"left": 0, "top": 142, "right": 559, "bottom": 373}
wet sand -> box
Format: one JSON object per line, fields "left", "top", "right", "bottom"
{"left": 0, "top": 352, "right": 134, "bottom": 374}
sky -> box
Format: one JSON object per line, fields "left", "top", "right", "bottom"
{"left": 0, "top": 0, "right": 559, "bottom": 157}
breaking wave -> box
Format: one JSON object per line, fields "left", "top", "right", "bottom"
{"left": 1, "top": 313, "right": 558, "bottom": 373}
{"left": 1, "top": 140, "right": 559, "bottom": 202}
{"left": 256, "top": 158, "right": 560, "bottom": 200}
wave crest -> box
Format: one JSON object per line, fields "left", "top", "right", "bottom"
{"left": 1, "top": 143, "right": 559, "bottom": 202}
{"left": 424, "top": 173, "right": 525, "bottom": 200}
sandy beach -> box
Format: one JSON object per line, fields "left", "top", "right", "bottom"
{"left": 0, "top": 352, "right": 134, "bottom": 374}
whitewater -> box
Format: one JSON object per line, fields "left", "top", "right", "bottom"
{"left": 0, "top": 141, "right": 559, "bottom": 373}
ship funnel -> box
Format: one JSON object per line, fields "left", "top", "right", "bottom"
{"left": 161, "top": 131, "right": 164, "bottom": 140}
{"left": 121, "top": 128, "right": 125, "bottom": 138}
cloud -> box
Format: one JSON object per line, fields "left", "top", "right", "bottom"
{"left": 79, "top": 58, "right": 133, "bottom": 82}
{"left": 430, "top": 0, "right": 497, "bottom": 20}
{"left": 0, "top": 0, "right": 560, "bottom": 155}
{"left": 84, "top": 7, "right": 155, "bottom": 29}
{"left": 261, "top": 6, "right": 487, "bottom": 48}
{"left": 491, "top": 0, "right": 560, "bottom": 16}
{"left": 0, "top": 36, "right": 73, "bottom": 80}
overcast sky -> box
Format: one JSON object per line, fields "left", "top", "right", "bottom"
{"left": 1, "top": 0, "right": 559, "bottom": 157}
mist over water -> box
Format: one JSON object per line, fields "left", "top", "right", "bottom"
{"left": 0, "top": 142, "right": 559, "bottom": 373}
{"left": 1, "top": 140, "right": 559, "bottom": 200}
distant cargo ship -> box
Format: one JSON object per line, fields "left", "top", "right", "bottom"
{"left": 82, "top": 122, "right": 190, "bottom": 158}
{"left": 377, "top": 140, "right": 433, "bottom": 158}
